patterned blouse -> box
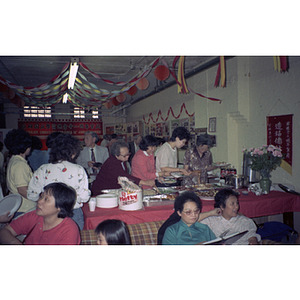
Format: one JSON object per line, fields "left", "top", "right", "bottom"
{"left": 182, "top": 146, "right": 213, "bottom": 185}
{"left": 27, "top": 161, "right": 91, "bottom": 209}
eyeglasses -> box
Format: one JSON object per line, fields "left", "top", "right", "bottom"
{"left": 182, "top": 209, "right": 201, "bottom": 216}
{"left": 120, "top": 153, "right": 130, "bottom": 158}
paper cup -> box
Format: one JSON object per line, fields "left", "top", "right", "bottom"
{"left": 89, "top": 199, "right": 96, "bottom": 212}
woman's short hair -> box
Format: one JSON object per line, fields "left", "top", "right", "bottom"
{"left": 4, "top": 129, "right": 32, "bottom": 155}
{"left": 139, "top": 135, "right": 158, "bottom": 151}
{"left": 49, "top": 133, "right": 81, "bottom": 163}
{"left": 111, "top": 134, "right": 118, "bottom": 139}
{"left": 170, "top": 126, "right": 190, "bottom": 142}
{"left": 46, "top": 132, "right": 62, "bottom": 149}
{"left": 174, "top": 191, "right": 202, "bottom": 213}
{"left": 103, "top": 134, "right": 111, "bottom": 140}
{"left": 196, "top": 133, "right": 213, "bottom": 147}
{"left": 95, "top": 219, "right": 131, "bottom": 245}
{"left": 111, "top": 140, "right": 129, "bottom": 157}
{"left": 214, "top": 188, "right": 239, "bottom": 209}
{"left": 85, "top": 131, "right": 99, "bottom": 144}
{"left": 43, "top": 182, "right": 76, "bottom": 218}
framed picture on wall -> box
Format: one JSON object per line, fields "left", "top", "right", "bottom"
{"left": 209, "top": 117, "right": 216, "bottom": 132}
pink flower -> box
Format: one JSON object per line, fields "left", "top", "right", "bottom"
{"left": 253, "top": 148, "right": 260, "bottom": 154}
{"left": 249, "top": 147, "right": 254, "bottom": 151}
{"left": 273, "top": 150, "right": 283, "bottom": 157}
{"left": 258, "top": 151, "right": 264, "bottom": 155}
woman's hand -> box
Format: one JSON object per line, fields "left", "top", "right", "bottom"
{"left": 0, "top": 212, "right": 13, "bottom": 223}
{"left": 181, "top": 169, "right": 191, "bottom": 176}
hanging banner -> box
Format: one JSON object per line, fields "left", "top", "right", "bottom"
{"left": 266, "top": 114, "right": 293, "bottom": 175}
{"left": 18, "top": 119, "right": 103, "bottom": 150}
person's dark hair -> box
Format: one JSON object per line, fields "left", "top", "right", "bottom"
{"left": 0, "top": 141, "right": 3, "bottom": 151}
{"left": 169, "top": 126, "right": 190, "bottom": 142}
{"left": 31, "top": 136, "right": 43, "bottom": 150}
{"left": 49, "top": 133, "right": 81, "bottom": 163}
{"left": 4, "top": 129, "right": 32, "bottom": 155}
{"left": 196, "top": 133, "right": 213, "bottom": 148}
{"left": 111, "top": 134, "right": 118, "bottom": 139}
{"left": 214, "top": 188, "right": 239, "bottom": 209}
{"left": 139, "top": 135, "right": 158, "bottom": 151}
{"left": 111, "top": 140, "right": 129, "bottom": 157}
{"left": 85, "top": 131, "right": 99, "bottom": 144}
{"left": 95, "top": 219, "right": 131, "bottom": 245}
{"left": 46, "top": 132, "right": 61, "bottom": 149}
{"left": 43, "top": 182, "right": 76, "bottom": 218}
{"left": 103, "top": 134, "right": 111, "bottom": 140}
{"left": 155, "top": 137, "right": 165, "bottom": 146}
{"left": 174, "top": 191, "right": 202, "bottom": 213}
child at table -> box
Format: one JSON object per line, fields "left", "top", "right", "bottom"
{"left": 95, "top": 219, "right": 131, "bottom": 245}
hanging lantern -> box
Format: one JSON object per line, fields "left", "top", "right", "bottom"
{"left": 116, "top": 93, "right": 126, "bottom": 103}
{"left": 126, "top": 85, "right": 137, "bottom": 96}
{"left": 111, "top": 97, "right": 120, "bottom": 106}
{"left": 154, "top": 65, "right": 170, "bottom": 81}
{"left": 104, "top": 100, "right": 113, "bottom": 109}
{"left": 136, "top": 78, "right": 149, "bottom": 90}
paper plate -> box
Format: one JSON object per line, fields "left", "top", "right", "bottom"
{"left": 0, "top": 194, "right": 22, "bottom": 217}
{"left": 199, "top": 196, "right": 215, "bottom": 201}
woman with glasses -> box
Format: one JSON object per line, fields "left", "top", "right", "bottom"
{"left": 162, "top": 191, "right": 216, "bottom": 245}
{"left": 183, "top": 133, "right": 218, "bottom": 185}
{"left": 91, "top": 140, "right": 155, "bottom": 196}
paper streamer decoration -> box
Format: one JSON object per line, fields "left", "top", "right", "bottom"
{"left": 273, "top": 56, "right": 288, "bottom": 72}
{"left": 214, "top": 56, "right": 226, "bottom": 87}
{"left": 177, "top": 56, "right": 189, "bottom": 94}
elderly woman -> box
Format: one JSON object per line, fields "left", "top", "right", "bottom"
{"left": 4, "top": 129, "right": 35, "bottom": 217}
{"left": 27, "top": 133, "right": 90, "bottom": 230}
{"left": 183, "top": 133, "right": 217, "bottom": 185}
{"left": 162, "top": 191, "right": 216, "bottom": 245}
{"left": 91, "top": 140, "right": 155, "bottom": 196}
{"left": 0, "top": 182, "right": 80, "bottom": 245}
{"left": 200, "top": 189, "right": 261, "bottom": 245}
{"left": 131, "top": 135, "right": 165, "bottom": 189}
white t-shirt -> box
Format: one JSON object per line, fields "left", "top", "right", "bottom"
{"left": 155, "top": 142, "right": 177, "bottom": 172}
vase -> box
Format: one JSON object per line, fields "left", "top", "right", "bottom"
{"left": 259, "top": 177, "right": 272, "bottom": 194}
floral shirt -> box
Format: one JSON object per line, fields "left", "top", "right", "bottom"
{"left": 27, "top": 161, "right": 90, "bottom": 209}
{"left": 183, "top": 147, "right": 213, "bottom": 185}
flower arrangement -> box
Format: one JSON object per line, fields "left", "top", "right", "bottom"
{"left": 242, "top": 145, "right": 283, "bottom": 178}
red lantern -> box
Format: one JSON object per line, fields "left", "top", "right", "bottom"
{"left": 104, "top": 100, "right": 113, "bottom": 109}
{"left": 0, "top": 82, "right": 9, "bottom": 92}
{"left": 111, "top": 97, "right": 120, "bottom": 106}
{"left": 116, "top": 93, "right": 126, "bottom": 103}
{"left": 154, "top": 65, "right": 170, "bottom": 81}
{"left": 136, "top": 78, "right": 149, "bottom": 90}
{"left": 126, "top": 85, "right": 137, "bottom": 96}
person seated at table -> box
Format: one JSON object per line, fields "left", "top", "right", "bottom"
{"left": 95, "top": 219, "right": 131, "bottom": 245}
{"left": 156, "top": 127, "right": 191, "bottom": 187}
{"left": 183, "top": 133, "right": 218, "bottom": 185}
{"left": 0, "top": 182, "right": 81, "bottom": 245}
{"left": 91, "top": 140, "right": 155, "bottom": 196}
{"left": 200, "top": 189, "right": 261, "bottom": 245}
{"left": 27, "top": 133, "right": 90, "bottom": 230}
{"left": 76, "top": 131, "right": 109, "bottom": 178}
{"left": 4, "top": 129, "right": 35, "bottom": 217}
{"left": 162, "top": 191, "right": 216, "bottom": 245}
{"left": 131, "top": 135, "right": 165, "bottom": 189}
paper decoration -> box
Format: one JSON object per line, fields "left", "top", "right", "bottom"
{"left": 154, "top": 65, "right": 170, "bottom": 81}
{"left": 177, "top": 56, "right": 189, "bottom": 94}
{"left": 273, "top": 56, "right": 288, "bottom": 72}
{"left": 136, "top": 77, "right": 149, "bottom": 90}
{"left": 214, "top": 56, "right": 226, "bottom": 87}
{"left": 126, "top": 85, "right": 137, "bottom": 96}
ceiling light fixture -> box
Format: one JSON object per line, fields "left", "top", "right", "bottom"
{"left": 68, "top": 58, "right": 79, "bottom": 89}
{"left": 62, "top": 93, "right": 68, "bottom": 103}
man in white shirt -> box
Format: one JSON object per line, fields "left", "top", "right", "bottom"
{"left": 76, "top": 131, "right": 109, "bottom": 179}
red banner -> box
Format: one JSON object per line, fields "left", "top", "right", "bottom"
{"left": 267, "top": 114, "right": 293, "bottom": 166}
{"left": 18, "top": 119, "right": 103, "bottom": 150}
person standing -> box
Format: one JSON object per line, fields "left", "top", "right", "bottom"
{"left": 128, "top": 134, "right": 142, "bottom": 165}
{"left": 27, "top": 136, "right": 47, "bottom": 171}
{"left": 100, "top": 134, "right": 111, "bottom": 148}
{"left": 4, "top": 129, "right": 35, "bottom": 217}
{"left": 76, "top": 131, "right": 109, "bottom": 180}
{"left": 106, "top": 133, "right": 118, "bottom": 154}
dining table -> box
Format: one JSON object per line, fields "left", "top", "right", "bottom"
{"left": 82, "top": 190, "right": 300, "bottom": 230}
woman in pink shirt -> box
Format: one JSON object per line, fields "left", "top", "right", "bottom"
{"left": 131, "top": 135, "right": 165, "bottom": 189}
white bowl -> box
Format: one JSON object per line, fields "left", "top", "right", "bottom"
{"left": 96, "top": 193, "right": 118, "bottom": 208}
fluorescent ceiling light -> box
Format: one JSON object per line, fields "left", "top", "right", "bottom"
{"left": 68, "top": 61, "right": 79, "bottom": 89}
{"left": 62, "top": 93, "right": 68, "bottom": 103}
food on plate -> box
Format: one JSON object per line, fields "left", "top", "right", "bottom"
{"left": 195, "top": 189, "right": 218, "bottom": 198}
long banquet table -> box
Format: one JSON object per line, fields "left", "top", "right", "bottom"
{"left": 82, "top": 190, "right": 300, "bottom": 230}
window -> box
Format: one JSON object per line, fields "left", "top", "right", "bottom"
{"left": 23, "top": 106, "right": 52, "bottom": 118}
{"left": 74, "top": 107, "right": 85, "bottom": 118}
{"left": 91, "top": 109, "right": 99, "bottom": 119}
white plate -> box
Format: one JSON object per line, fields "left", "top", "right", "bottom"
{"left": 0, "top": 194, "right": 22, "bottom": 217}
{"left": 96, "top": 194, "right": 118, "bottom": 208}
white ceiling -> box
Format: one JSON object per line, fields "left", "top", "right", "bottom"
{"left": 0, "top": 56, "right": 221, "bottom": 113}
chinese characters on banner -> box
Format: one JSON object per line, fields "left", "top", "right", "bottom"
{"left": 18, "top": 118, "right": 103, "bottom": 150}
{"left": 267, "top": 114, "right": 293, "bottom": 174}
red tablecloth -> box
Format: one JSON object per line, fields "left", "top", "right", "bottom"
{"left": 82, "top": 190, "right": 300, "bottom": 230}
